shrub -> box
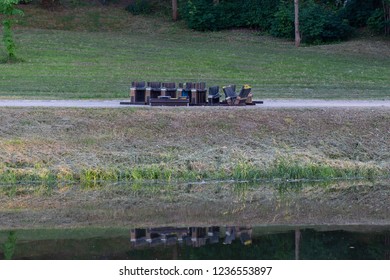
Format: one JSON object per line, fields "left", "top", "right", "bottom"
{"left": 179, "top": 0, "right": 281, "bottom": 31}
{"left": 249, "top": 0, "right": 281, "bottom": 31}
{"left": 299, "top": 1, "right": 353, "bottom": 43}
{"left": 339, "top": 0, "right": 379, "bottom": 28}
{"left": 125, "top": 0, "right": 153, "bottom": 15}
{"left": 0, "top": 0, "right": 24, "bottom": 62}
{"left": 180, "top": 0, "right": 353, "bottom": 43}
{"left": 367, "top": 8, "right": 386, "bottom": 34}
{"left": 181, "top": 0, "right": 216, "bottom": 31}
{"left": 270, "top": 1, "right": 294, "bottom": 39}
{"left": 271, "top": 0, "right": 353, "bottom": 44}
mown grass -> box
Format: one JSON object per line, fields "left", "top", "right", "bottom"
{"left": 0, "top": 107, "right": 388, "bottom": 186}
{"left": 0, "top": 5, "right": 389, "bottom": 99}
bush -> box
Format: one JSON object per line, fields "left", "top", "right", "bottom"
{"left": 270, "top": 1, "right": 294, "bottom": 39}
{"left": 339, "top": 0, "right": 380, "bottom": 28}
{"left": 270, "top": 0, "right": 353, "bottom": 44}
{"left": 179, "top": 0, "right": 281, "bottom": 31}
{"left": 125, "top": 0, "right": 153, "bottom": 15}
{"left": 1, "top": 0, "right": 24, "bottom": 62}
{"left": 181, "top": 0, "right": 218, "bottom": 31}
{"left": 367, "top": 8, "right": 386, "bottom": 34}
{"left": 180, "top": 0, "right": 353, "bottom": 43}
{"left": 299, "top": 1, "right": 353, "bottom": 43}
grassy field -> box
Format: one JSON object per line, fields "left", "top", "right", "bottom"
{"left": 0, "top": 5, "right": 389, "bottom": 99}
{"left": 0, "top": 107, "right": 388, "bottom": 184}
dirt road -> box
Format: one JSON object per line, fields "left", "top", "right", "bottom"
{"left": 0, "top": 99, "right": 389, "bottom": 108}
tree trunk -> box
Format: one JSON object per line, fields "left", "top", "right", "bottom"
{"left": 384, "top": 1, "right": 390, "bottom": 35}
{"left": 295, "top": 229, "right": 301, "bottom": 260}
{"left": 294, "top": 0, "right": 301, "bottom": 47}
{"left": 40, "top": 0, "right": 60, "bottom": 10}
{"left": 172, "top": 0, "right": 178, "bottom": 21}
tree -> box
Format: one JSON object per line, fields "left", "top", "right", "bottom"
{"left": 295, "top": 229, "right": 301, "bottom": 260}
{"left": 172, "top": 0, "right": 178, "bottom": 21}
{"left": 40, "top": 0, "right": 60, "bottom": 10}
{"left": 294, "top": 0, "right": 301, "bottom": 47}
{"left": 384, "top": 0, "right": 390, "bottom": 35}
{"left": 0, "top": 0, "right": 24, "bottom": 62}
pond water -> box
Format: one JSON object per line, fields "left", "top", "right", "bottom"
{"left": 0, "top": 225, "right": 389, "bottom": 260}
{"left": 0, "top": 179, "right": 389, "bottom": 259}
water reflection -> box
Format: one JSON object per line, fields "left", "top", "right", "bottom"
{"left": 1, "top": 226, "right": 389, "bottom": 260}
{"left": 130, "top": 226, "right": 252, "bottom": 248}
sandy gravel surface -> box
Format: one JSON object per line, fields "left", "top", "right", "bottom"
{"left": 0, "top": 99, "right": 389, "bottom": 108}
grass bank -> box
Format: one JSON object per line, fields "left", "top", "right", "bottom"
{"left": 0, "top": 6, "right": 389, "bottom": 99}
{"left": 0, "top": 107, "right": 388, "bottom": 185}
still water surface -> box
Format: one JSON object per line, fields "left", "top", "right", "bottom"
{"left": 1, "top": 179, "right": 389, "bottom": 259}
{"left": 1, "top": 225, "right": 389, "bottom": 260}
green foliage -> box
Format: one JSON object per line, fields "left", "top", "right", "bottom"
{"left": 339, "top": 0, "right": 390, "bottom": 35}
{"left": 0, "top": 0, "right": 24, "bottom": 61}
{"left": 125, "top": 0, "right": 153, "bottom": 15}
{"left": 247, "top": 0, "right": 281, "bottom": 31}
{"left": 180, "top": 0, "right": 281, "bottom": 31}
{"left": 180, "top": 0, "right": 218, "bottom": 31}
{"left": 271, "top": 0, "right": 353, "bottom": 44}
{"left": 180, "top": 0, "right": 353, "bottom": 43}
{"left": 299, "top": 0, "right": 353, "bottom": 43}
{"left": 3, "top": 231, "right": 17, "bottom": 260}
{"left": 270, "top": 1, "right": 294, "bottom": 39}
{"left": 339, "top": 0, "right": 380, "bottom": 28}
{"left": 367, "top": 8, "right": 386, "bottom": 34}
{"left": 178, "top": 0, "right": 389, "bottom": 39}
{"left": 2, "top": 19, "right": 16, "bottom": 59}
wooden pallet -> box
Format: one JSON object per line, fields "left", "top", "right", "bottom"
{"left": 150, "top": 98, "right": 189, "bottom": 106}
{"left": 120, "top": 100, "right": 263, "bottom": 106}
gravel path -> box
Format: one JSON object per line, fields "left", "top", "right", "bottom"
{"left": 0, "top": 99, "right": 389, "bottom": 108}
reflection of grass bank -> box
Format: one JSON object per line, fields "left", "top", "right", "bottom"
{"left": 0, "top": 107, "right": 388, "bottom": 185}
{"left": 0, "top": 228, "right": 128, "bottom": 243}
{"left": 1, "top": 179, "right": 389, "bottom": 228}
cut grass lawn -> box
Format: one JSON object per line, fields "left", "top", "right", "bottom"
{"left": 0, "top": 5, "right": 389, "bottom": 99}
{"left": 0, "top": 107, "right": 388, "bottom": 184}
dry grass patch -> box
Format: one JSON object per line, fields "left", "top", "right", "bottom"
{"left": 0, "top": 107, "right": 388, "bottom": 183}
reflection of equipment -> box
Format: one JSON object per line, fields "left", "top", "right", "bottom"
{"left": 130, "top": 228, "right": 148, "bottom": 247}
{"left": 130, "top": 226, "right": 252, "bottom": 248}
{"left": 224, "top": 226, "right": 253, "bottom": 245}
{"left": 223, "top": 227, "right": 236, "bottom": 245}
{"left": 240, "top": 232, "right": 252, "bottom": 246}
{"left": 208, "top": 227, "right": 220, "bottom": 244}
{"left": 191, "top": 227, "right": 207, "bottom": 248}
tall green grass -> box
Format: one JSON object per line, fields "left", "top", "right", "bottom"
{"left": 231, "top": 157, "right": 380, "bottom": 181}
{"left": 0, "top": 157, "right": 383, "bottom": 188}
